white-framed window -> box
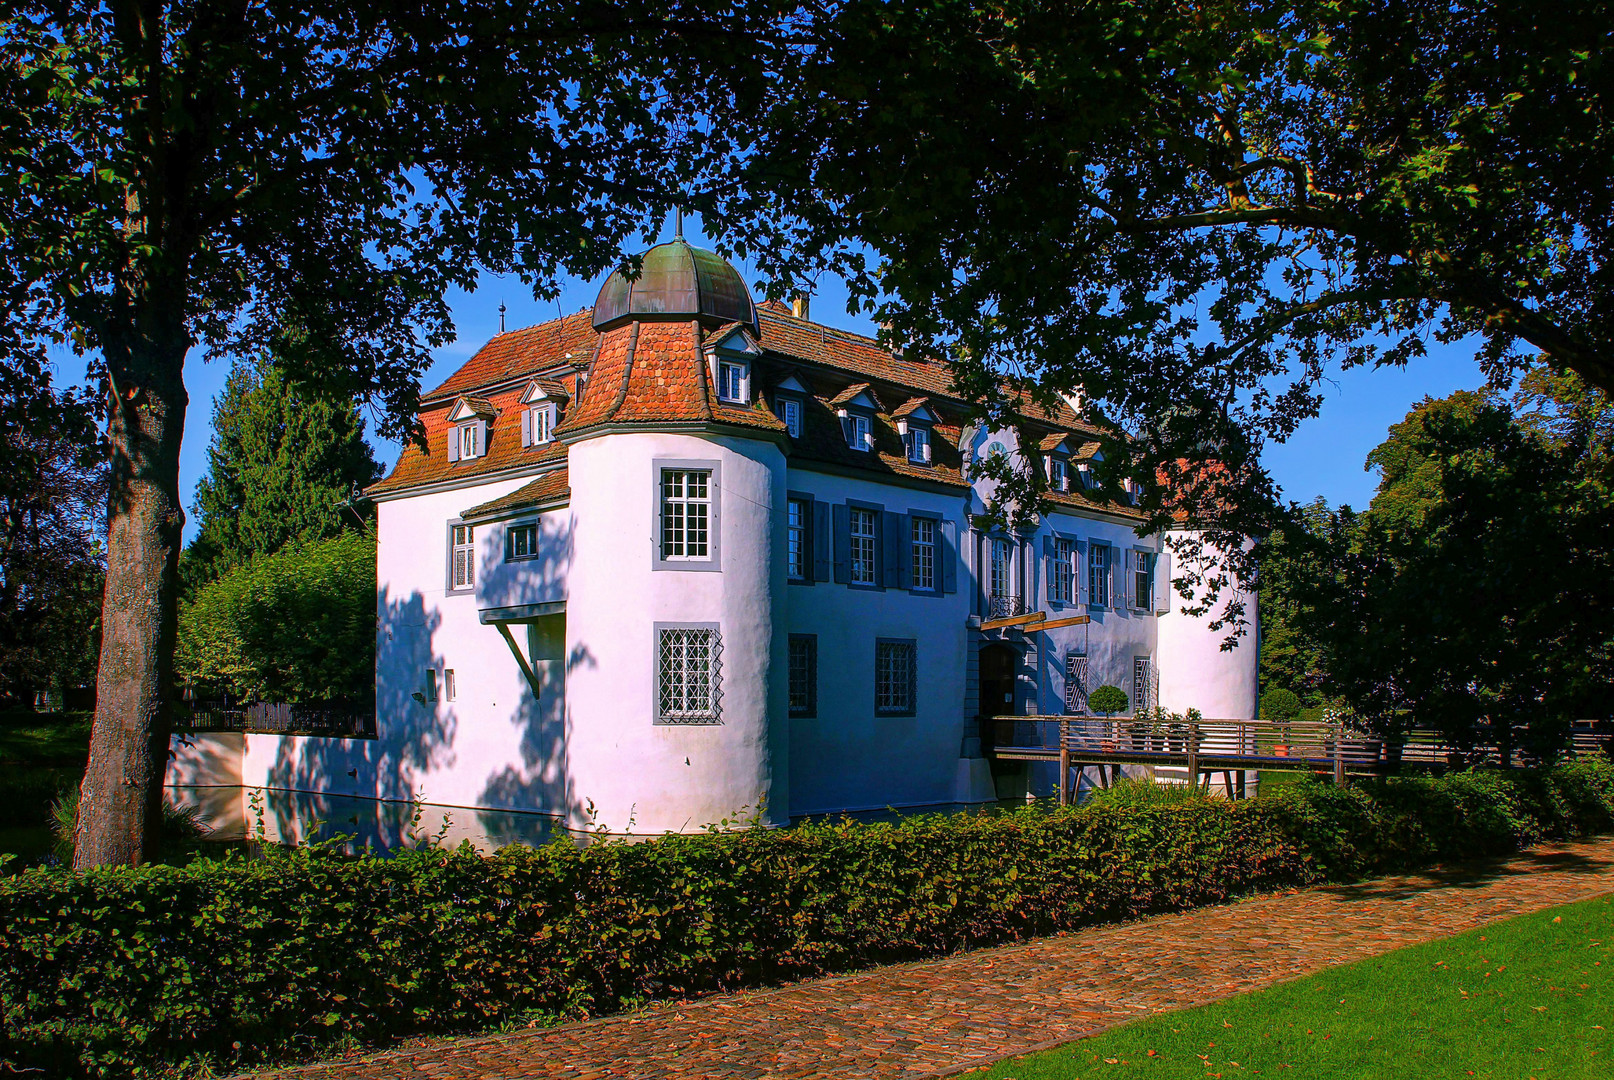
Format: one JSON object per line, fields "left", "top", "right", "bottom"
{"left": 717, "top": 360, "right": 749, "bottom": 403}
{"left": 847, "top": 412, "right": 871, "bottom": 451}
{"left": 875, "top": 639, "right": 917, "bottom": 715}
{"left": 1088, "top": 542, "right": 1110, "bottom": 608}
{"left": 457, "top": 423, "right": 478, "bottom": 460}
{"left": 449, "top": 523, "right": 475, "bottom": 590}
{"left": 656, "top": 624, "right": 722, "bottom": 724}
{"left": 1050, "top": 536, "right": 1076, "bottom": 604}
{"left": 989, "top": 537, "right": 1014, "bottom": 603}
{"left": 425, "top": 669, "right": 439, "bottom": 703}
{"left": 525, "top": 404, "right": 555, "bottom": 445}
{"left": 445, "top": 669, "right": 457, "bottom": 703}
{"left": 1133, "top": 551, "right": 1154, "bottom": 611}
{"left": 660, "top": 468, "right": 712, "bottom": 561}
{"left": 506, "top": 522, "right": 539, "bottom": 561}
{"left": 905, "top": 427, "right": 930, "bottom": 464}
{"left": 1064, "top": 652, "right": 1088, "bottom": 715}
{"left": 776, "top": 396, "right": 802, "bottom": 438}
{"left": 1133, "top": 655, "right": 1155, "bottom": 716}
{"left": 786, "top": 497, "right": 810, "bottom": 581}
{"left": 1050, "top": 457, "right": 1068, "bottom": 492}
{"left": 788, "top": 634, "right": 817, "bottom": 717}
{"left": 911, "top": 516, "right": 937, "bottom": 592}
{"left": 849, "top": 506, "right": 878, "bottom": 585}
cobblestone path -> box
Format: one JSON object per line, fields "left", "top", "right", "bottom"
{"left": 260, "top": 838, "right": 1614, "bottom": 1080}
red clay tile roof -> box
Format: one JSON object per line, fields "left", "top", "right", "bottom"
{"left": 458, "top": 396, "right": 499, "bottom": 417}
{"left": 827, "top": 382, "right": 880, "bottom": 409}
{"left": 369, "top": 381, "right": 567, "bottom": 496}
{"left": 892, "top": 397, "right": 932, "bottom": 420}
{"left": 375, "top": 306, "right": 1127, "bottom": 502}
{"left": 425, "top": 310, "right": 596, "bottom": 401}
{"left": 555, "top": 319, "right": 785, "bottom": 438}
{"left": 525, "top": 377, "right": 571, "bottom": 400}
{"left": 461, "top": 468, "right": 571, "bottom": 520}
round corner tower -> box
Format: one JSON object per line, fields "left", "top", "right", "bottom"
{"left": 560, "top": 239, "right": 789, "bottom": 833}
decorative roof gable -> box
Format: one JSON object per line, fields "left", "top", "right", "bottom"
{"left": 519, "top": 378, "right": 570, "bottom": 405}
{"left": 828, "top": 382, "right": 881, "bottom": 412}
{"left": 447, "top": 397, "right": 497, "bottom": 422}
{"left": 892, "top": 397, "right": 939, "bottom": 424}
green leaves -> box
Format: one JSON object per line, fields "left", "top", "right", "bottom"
{"left": 6, "top": 763, "right": 1614, "bottom": 1077}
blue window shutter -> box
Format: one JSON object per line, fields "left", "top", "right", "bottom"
{"left": 812, "top": 500, "right": 832, "bottom": 581}
{"left": 939, "top": 519, "right": 958, "bottom": 594}
{"left": 1042, "top": 535, "right": 1056, "bottom": 604}
{"left": 474, "top": 419, "right": 488, "bottom": 456}
{"left": 1155, "top": 550, "right": 1173, "bottom": 612}
{"left": 520, "top": 408, "right": 532, "bottom": 447}
{"left": 883, "top": 511, "right": 908, "bottom": 590}
{"left": 447, "top": 425, "right": 461, "bottom": 462}
{"left": 1076, "top": 538, "right": 1089, "bottom": 605}
{"left": 832, "top": 502, "right": 850, "bottom": 584}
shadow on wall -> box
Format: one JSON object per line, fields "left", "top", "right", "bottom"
{"left": 476, "top": 636, "right": 597, "bottom": 843}
{"left": 257, "top": 588, "right": 458, "bottom": 847}
{"left": 476, "top": 513, "right": 571, "bottom": 613}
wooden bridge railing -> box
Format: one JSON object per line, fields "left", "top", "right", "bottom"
{"left": 980, "top": 715, "right": 1613, "bottom": 804}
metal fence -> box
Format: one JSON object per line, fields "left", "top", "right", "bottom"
{"left": 176, "top": 697, "right": 375, "bottom": 738}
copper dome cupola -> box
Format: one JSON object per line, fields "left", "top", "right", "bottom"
{"left": 591, "top": 238, "right": 758, "bottom": 335}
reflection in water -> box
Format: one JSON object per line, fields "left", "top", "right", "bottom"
{"left": 168, "top": 787, "right": 1049, "bottom": 856}
{"left": 168, "top": 786, "right": 570, "bottom": 853}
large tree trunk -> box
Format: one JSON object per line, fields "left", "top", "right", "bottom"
{"left": 74, "top": 328, "right": 188, "bottom": 868}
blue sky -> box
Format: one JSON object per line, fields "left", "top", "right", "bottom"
{"left": 47, "top": 217, "right": 1488, "bottom": 542}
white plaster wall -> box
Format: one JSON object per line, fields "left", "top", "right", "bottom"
{"left": 783, "top": 468, "right": 972, "bottom": 815}
{"left": 220, "top": 476, "right": 579, "bottom": 817}
{"left": 564, "top": 432, "right": 787, "bottom": 833}
{"left": 1157, "top": 531, "right": 1259, "bottom": 721}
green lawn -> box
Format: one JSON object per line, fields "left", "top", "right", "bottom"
{"left": 977, "top": 895, "right": 1613, "bottom": 1080}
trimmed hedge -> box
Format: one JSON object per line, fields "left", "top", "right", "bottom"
{"left": 4, "top": 763, "right": 1613, "bottom": 1078}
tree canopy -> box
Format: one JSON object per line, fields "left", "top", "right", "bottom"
{"left": 0, "top": 357, "right": 104, "bottom": 706}
{"left": 1272, "top": 370, "right": 1614, "bottom": 758}
{"left": 731, "top": 0, "right": 1614, "bottom": 549}
{"left": 0, "top": 0, "right": 808, "bottom": 865}
{"left": 185, "top": 358, "right": 380, "bottom": 590}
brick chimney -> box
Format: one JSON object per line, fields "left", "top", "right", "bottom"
{"left": 790, "top": 293, "right": 810, "bottom": 321}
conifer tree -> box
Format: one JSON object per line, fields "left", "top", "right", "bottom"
{"left": 185, "top": 359, "right": 380, "bottom": 590}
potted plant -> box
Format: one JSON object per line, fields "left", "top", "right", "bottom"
{"left": 1088, "top": 685, "right": 1129, "bottom": 751}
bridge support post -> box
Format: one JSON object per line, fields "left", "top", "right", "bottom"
{"left": 1333, "top": 729, "right": 1346, "bottom": 785}
{"left": 1058, "top": 716, "right": 1071, "bottom": 806}
{"left": 1186, "top": 721, "right": 1199, "bottom": 791}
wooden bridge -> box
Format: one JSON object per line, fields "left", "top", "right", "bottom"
{"left": 980, "top": 715, "right": 1613, "bottom": 805}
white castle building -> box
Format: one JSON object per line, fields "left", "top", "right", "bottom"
{"left": 169, "top": 240, "right": 1256, "bottom": 835}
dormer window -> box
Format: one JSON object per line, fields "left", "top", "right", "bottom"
{"left": 1050, "top": 457, "right": 1069, "bottom": 492}
{"left": 526, "top": 404, "right": 556, "bottom": 445}
{"left": 905, "top": 426, "right": 930, "bottom": 464}
{"left": 445, "top": 398, "right": 493, "bottom": 462}
{"left": 776, "top": 396, "right": 802, "bottom": 438}
{"left": 830, "top": 383, "right": 880, "bottom": 453}
{"left": 518, "top": 379, "right": 567, "bottom": 448}
{"left": 893, "top": 398, "right": 938, "bottom": 467}
{"left": 772, "top": 374, "right": 810, "bottom": 439}
{"left": 845, "top": 411, "right": 871, "bottom": 451}
{"left": 717, "top": 360, "right": 750, "bottom": 403}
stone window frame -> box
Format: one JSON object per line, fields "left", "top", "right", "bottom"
{"left": 652, "top": 458, "right": 723, "bottom": 572}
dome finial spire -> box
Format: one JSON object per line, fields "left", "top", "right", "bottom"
{"left": 674, "top": 205, "right": 684, "bottom": 240}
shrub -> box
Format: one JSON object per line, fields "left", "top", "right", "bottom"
{"left": 175, "top": 529, "right": 375, "bottom": 703}
{"left": 1084, "top": 777, "right": 1214, "bottom": 808}
{"left": 1260, "top": 687, "right": 1302, "bottom": 725}
{"left": 1088, "top": 684, "right": 1129, "bottom": 716}
{"left": 2, "top": 762, "right": 1612, "bottom": 1079}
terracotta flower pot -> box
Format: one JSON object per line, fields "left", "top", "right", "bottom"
{"left": 1273, "top": 744, "right": 1290, "bottom": 757}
